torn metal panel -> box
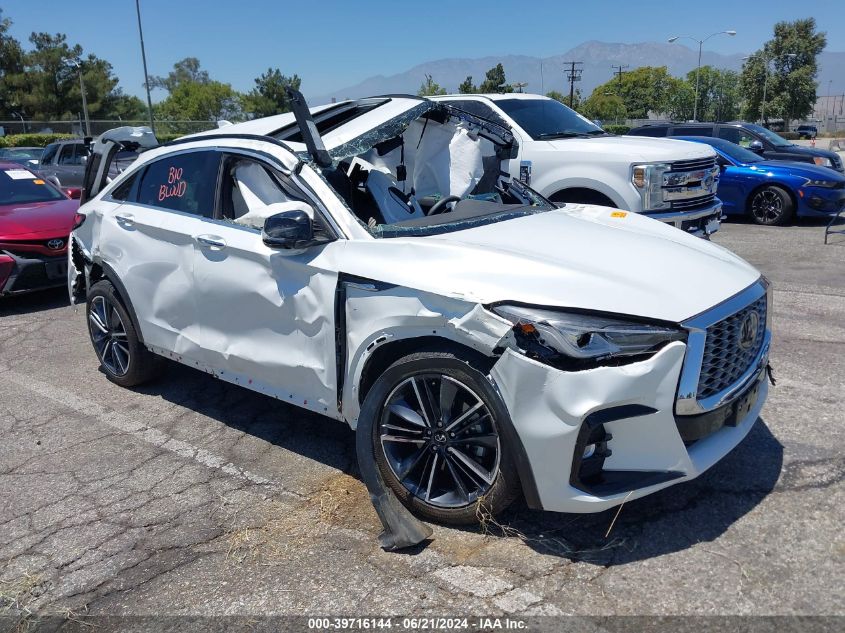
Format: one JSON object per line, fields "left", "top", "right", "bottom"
{"left": 341, "top": 283, "right": 512, "bottom": 426}
{"left": 489, "top": 342, "right": 764, "bottom": 513}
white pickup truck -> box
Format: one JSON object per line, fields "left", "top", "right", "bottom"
{"left": 432, "top": 93, "right": 723, "bottom": 236}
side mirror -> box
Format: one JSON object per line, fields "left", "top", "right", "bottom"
{"left": 748, "top": 140, "right": 764, "bottom": 154}
{"left": 63, "top": 187, "right": 82, "bottom": 199}
{"left": 262, "top": 210, "right": 314, "bottom": 249}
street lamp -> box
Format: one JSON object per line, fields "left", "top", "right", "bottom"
{"left": 828, "top": 80, "right": 834, "bottom": 117}
{"left": 742, "top": 53, "right": 797, "bottom": 125}
{"left": 11, "top": 111, "right": 26, "bottom": 134}
{"left": 64, "top": 58, "right": 91, "bottom": 137}
{"left": 668, "top": 30, "right": 736, "bottom": 122}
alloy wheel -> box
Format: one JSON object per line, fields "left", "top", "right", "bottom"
{"left": 379, "top": 374, "right": 500, "bottom": 508}
{"left": 88, "top": 296, "right": 131, "bottom": 376}
{"left": 751, "top": 189, "right": 784, "bottom": 223}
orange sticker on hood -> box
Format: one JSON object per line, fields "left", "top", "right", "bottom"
{"left": 611, "top": 211, "right": 627, "bottom": 218}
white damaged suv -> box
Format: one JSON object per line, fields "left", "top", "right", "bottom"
{"left": 70, "top": 93, "right": 772, "bottom": 526}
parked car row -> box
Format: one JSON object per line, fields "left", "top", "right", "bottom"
{"left": 675, "top": 137, "right": 845, "bottom": 224}
{"left": 628, "top": 121, "right": 842, "bottom": 173}
{"left": 65, "top": 91, "right": 774, "bottom": 537}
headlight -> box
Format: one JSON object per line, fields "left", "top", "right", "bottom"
{"left": 812, "top": 157, "right": 833, "bottom": 167}
{"left": 632, "top": 163, "right": 670, "bottom": 211}
{"left": 803, "top": 178, "right": 840, "bottom": 188}
{"left": 493, "top": 305, "right": 685, "bottom": 363}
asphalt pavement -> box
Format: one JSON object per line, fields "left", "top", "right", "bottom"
{"left": 0, "top": 218, "right": 843, "bottom": 627}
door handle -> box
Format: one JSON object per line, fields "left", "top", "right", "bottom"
{"left": 195, "top": 234, "right": 227, "bottom": 249}
{"left": 114, "top": 212, "right": 135, "bottom": 227}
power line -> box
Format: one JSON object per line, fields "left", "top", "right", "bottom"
{"left": 563, "top": 61, "right": 583, "bottom": 106}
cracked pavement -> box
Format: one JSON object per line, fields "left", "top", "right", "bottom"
{"left": 0, "top": 220, "right": 842, "bottom": 622}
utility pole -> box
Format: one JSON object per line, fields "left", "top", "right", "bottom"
{"left": 63, "top": 58, "right": 90, "bottom": 137}
{"left": 135, "top": 0, "right": 156, "bottom": 135}
{"left": 611, "top": 64, "right": 628, "bottom": 92}
{"left": 563, "top": 61, "right": 583, "bottom": 108}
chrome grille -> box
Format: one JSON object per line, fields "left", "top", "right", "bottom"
{"left": 670, "top": 157, "right": 717, "bottom": 172}
{"left": 672, "top": 193, "right": 717, "bottom": 210}
{"left": 663, "top": 157, "right": 719, "bottom": 210}
{"left": 698, "top": 295, "right": 767, "bottom": 399}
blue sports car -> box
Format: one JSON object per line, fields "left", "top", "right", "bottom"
{"left": 676, "top": 136, "right": 845, "bottom": 225}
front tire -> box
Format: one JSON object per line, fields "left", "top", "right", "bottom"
{"left": 363, "top": 351, "right": 521, "bottom": 525}
{"left": 748, "top": 185, "right": 794, "bottom": 225}
{"left": 86, "top": 280, "right": 164, "bottom": 387}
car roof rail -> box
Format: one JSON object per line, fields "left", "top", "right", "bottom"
{"left": 161, "top": 132, "right": 299, "bottom": 156}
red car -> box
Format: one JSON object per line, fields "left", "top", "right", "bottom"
{"left": 0, "top": 162, "right": 81, "bottom": 296}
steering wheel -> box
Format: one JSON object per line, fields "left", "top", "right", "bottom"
{"left": 426, "top": 195, "right": 461, "bottom": 216}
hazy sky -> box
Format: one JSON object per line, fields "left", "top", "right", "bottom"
{"left": 4, "top": 0, "right": 843, "bottom": 100}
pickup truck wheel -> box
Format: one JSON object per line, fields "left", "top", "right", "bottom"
{"left": 749, "top": 185, "right": 794, "bottom": 225}
{"left": 86, "top": 280, "right": 165, "bottom": 387}
{"left": 364, "top": 351, "right": 521, "bottom": 525}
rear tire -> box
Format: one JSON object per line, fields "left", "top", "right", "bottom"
{"left": 748, "top": 185, "right": 794, "bottom": 225}
{"left": 363, "top": 350, "right": 521, "bottom": 525}
{"left": 86, "top": 280, "right": 165, "bottom": 387}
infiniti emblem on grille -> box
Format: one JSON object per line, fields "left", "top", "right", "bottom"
{"left": 738, "top": 311, "right": 760, "bottom": 350}
{"left": 47, "top": 238, "right": 65, "bottom": 250}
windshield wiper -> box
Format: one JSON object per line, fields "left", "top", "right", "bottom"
{"left": 536, "top": 131, "right": 588, "bottom": 139}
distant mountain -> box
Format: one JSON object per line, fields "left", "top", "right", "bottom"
{"left": 309, "top": 41, "right": 845, "bottom": 104}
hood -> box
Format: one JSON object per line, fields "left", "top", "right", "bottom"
{"left": 0, "top": 198, "right": 79, "bottom": 238}
{"left": 778, "top": 144, "right": 838, "bottom": 160}
{"left": 544, "top": 136, "right": 716, "bottom": 162}
{"left": 746, "top": 160, "right": 845, "bottom": 182}
{"left": 339, "top": 205, "right": 759, "bottom": 323}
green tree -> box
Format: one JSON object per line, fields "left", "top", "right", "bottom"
{"left": 0, "top": 23, "right": 142, "bottom": 122}
{"left": 243, "top": 68, "right": 301, "bottom": 118}
{"left": 740, "top": 18, "right": 826, "bottom": 127}
{"left": 155, "top": 81, "right": 243, "bottom": 122}
{"left": 580, "top": 91, "right": 626, "bottom": 123}
{"left": 149, "top": 57, "right": 210, "bottom": 93}
{"left": 546, "top": 89, "right": 581, "bottom": 110}
{"left": 588, "top": 66, "right": 677, "bottom": 119}
{"left": 458, "top": 76, "right": 476, "bottom": 93}
{"left": 478, "top": 63, "right": 512, "bottom": 94}
{"left": 417, "top": 74, "right": 446, "bottom": 96}
{"left": 108, "top": 93, "right": 148, "bottom": 121}
{"left": 686, "top": 66, "right": 741, "bottom": 122}
{"left": 0, "top": 9, "right": 24, "bottom": 119}
{"left": 12, "top": 32, "right": 82, "bottom": 120}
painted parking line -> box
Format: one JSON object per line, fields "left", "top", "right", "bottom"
{"left": 2, "top": 367, "right": 298, "bottom": 496}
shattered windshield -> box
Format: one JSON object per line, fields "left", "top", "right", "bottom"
{"left": 495, "top": 98, "right": 604, "bottom": 140}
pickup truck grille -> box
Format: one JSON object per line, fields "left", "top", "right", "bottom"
{"left": 698, "top": 295, "right": 768, "bottom": 400}
{"left": 671, "top": 157, "right": 717, "bottom": 172}
{"left": 664, "top": 157, "right": 719, "bottom": 210}
{"left": 672, "top": 193, "right": 717, "bottom": 210}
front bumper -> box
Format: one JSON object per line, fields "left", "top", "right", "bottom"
{"left": 489, "top": 341, "right": 767, "bottom": 513}
{"left": 641, "top": 201, "right": 723, "bottom": 237}
{"left": 0, "top": 251, "right": 69, "bottom": 296}
{"left": 797, "top": 187, "right": 845, "bottom": 217}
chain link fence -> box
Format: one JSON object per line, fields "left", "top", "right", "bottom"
{"left": 0, "top": 119, "right": 219, "bottom": 138}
